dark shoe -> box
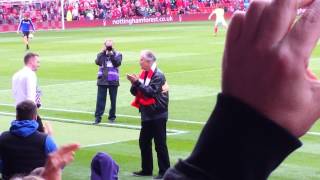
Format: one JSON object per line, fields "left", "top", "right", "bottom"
{"left": 108, "top": 118, "right": 116, "bottom": 123}
{"left": 26, "top": 44, "right": 30, "bottom": 50}
{"left": 93, "top": 119, "right": 101, "bottom": 125}
{"left": 153, "top": 174, "right": 164, "bottom": 179}
{"left": 132, "top": 170, "right": 152, "bottom": 177}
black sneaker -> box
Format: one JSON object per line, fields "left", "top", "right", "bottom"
{"left": 26, "top": 44, "right": 30, "bottom": 50}
{"left": 153, "top": 174, "right": 164, "bottom": 179}
{"left": 93, "top": 119, "right": 101, "bottom": 125}
{"left": 132, "top": 170, "right": 152, "bottom": 177}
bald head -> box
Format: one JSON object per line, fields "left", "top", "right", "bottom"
{"left": 104, "top": 39, "right": 113, "bottom": 49}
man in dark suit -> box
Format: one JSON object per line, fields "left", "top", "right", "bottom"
{"left": 127, "top": 50, "right": 170, "bottom": 179}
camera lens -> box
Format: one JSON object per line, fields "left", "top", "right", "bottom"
{"left": 106, "top": 46, "right": 112, "bottom": 51}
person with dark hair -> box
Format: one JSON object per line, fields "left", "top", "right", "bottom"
{"left": 164, "top": 0, "right": 320, "bottom": 179}
{"left": 0, "top": 100, "right": 57, "bottom": 180}
{"left": 15, "top": 100, "right": 38, "bottom": 120}
{"left": 16, "top": 13, "right": 35, "bottom": 50}
{"left": 94, "top": 39, "right": 122, "bottom": 124}
{"left": 127, "top": 50, "right": 170, "bottom": 180}
{"left": 12, "top": 52, "right": 45, "bottom": 133}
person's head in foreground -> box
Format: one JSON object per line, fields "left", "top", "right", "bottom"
{"left": 24, "top": 52, "right": 40, "bottom": 71}
{"left": 164, "top": 0, "right": 320, "bottom": 179}
{"left": 91, "top": 152, "right": 119, "bottom": 180}
{"left": 0, "top": 100, "right": 59, "bottom": 180}
{"left": 139, "top": 50, "right": 156, "bottom": 71}
{"left": 16, "top": 100, "right": 37, "bottom": 121}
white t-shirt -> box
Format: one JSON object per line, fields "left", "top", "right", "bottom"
{"left": 215, "top": 8, "right": 225, "bottom": 22}
{"left": 12, "top": 66, "right": 37, "bottom": 106}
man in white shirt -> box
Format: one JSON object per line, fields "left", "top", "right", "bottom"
{"left": 12, "top": 52, "right": 44, "bottom": 132}
{"left": 12, "top": 53, "right": 39, "bottom": 106}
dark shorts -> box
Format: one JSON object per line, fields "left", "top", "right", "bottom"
{"left": 22, "top": 31, "right": 29, "bottom": 38}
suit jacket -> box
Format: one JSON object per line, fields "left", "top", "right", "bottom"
{"left": 130, "top": 68, "right": 169, "bottom": 121}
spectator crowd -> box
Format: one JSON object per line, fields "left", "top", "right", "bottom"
{"left": 0, "top": 0, "right": 247, "bottom": 24}
{"left": 0, "top": 0, "right": 62, "bottom": 25}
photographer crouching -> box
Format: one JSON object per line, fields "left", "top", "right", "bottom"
{"left": 94, "top": 39, "right": 122, "bottom": 124}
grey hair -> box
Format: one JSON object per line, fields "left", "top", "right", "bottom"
{"left": 140, "top": 50, "right": 156, "bottom": 62}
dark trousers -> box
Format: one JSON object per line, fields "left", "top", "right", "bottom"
{"left": 95, "top": 85, "right": 118, "bottom": 121}
{"left": 36, "top": 115, "right": 44, "bottom": 133}
{"left": 139, "top": 118, "right": 170, "bottom": 175}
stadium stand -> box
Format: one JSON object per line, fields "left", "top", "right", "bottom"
{"left": 0, "top": 0, "right": 246, "bottom": 25}
{"left": 0, "top": 0, "right": 61, "bottom": 25}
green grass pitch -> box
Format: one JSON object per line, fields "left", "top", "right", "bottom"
{"left": 1, "top": 21, "right": 320, "bottom": 179}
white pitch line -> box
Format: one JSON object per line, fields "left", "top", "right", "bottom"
{"left": 82, "top": 129, "right": 186, "bottom": 148}
{"left": 0, "top": 112, "right": 141, "bottom": 149}
{"left": 306, "top": 132, "right": 320, "bottom": 136}
{"left": 3, "top": 111, "right": 320, "bottom": 137}
{"left": 0, "top": 80, "right": 95, "bottom": 92}
{"left": 81, "top": 138, "right": 139, "bottom": 148}
{"left": 0, "top": 111, "right": 187, "bottom": 135}
{"left": 0, "top": 111, "right": 187, "bottom": 148}
{"left": 0, "top": 103, "right": 206, "bottom": 125}
{"left": 165, "top": 68, "right": 214, "bottom": 76}
{"left": 31, "top": 80, "right": 95, "bottom": 88}
{"left": 0, "top": 67, "right": 214, "bottom": 92}
{"left": 3, "top": 112, "right": 320, "bottom": 148}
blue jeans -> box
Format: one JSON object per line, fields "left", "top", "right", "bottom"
{"left": 94, "top": 85, "right": 118, "bottom": 121}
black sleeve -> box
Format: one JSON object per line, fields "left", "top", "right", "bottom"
{"left": 110, "top": 51, "right": 122, "bottom": 67}
{"left": 0, "top": 136, "right": 2, "bottom": 159}
{"left": 135, "top": 74, "right": 163, "bottom": 98}
{"left": 164, "top": 93, "right": 302, "bottom": 180}
{"left": 130, "top": 85, "right": 138, "bottom": 96}
{"left": 95, "top": 53, "right": 103, "bottom": 66}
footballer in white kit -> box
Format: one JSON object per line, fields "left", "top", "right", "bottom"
{"left": 208, "top": 5, "right": 228, "bottom": 35}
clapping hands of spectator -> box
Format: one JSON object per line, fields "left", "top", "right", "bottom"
{"left": 43, "top": 121, "right": 54, "bottom": 136}
{"left": 222, "top": 0, "right": 320, "bottom": 137}
{"left": 162, "top": 81, "right": 169, "bottom": 93}
{"left": 127, "top": 74, "right": 139, "bottom": 84}
{"left": 41, "top": 143, "right": 80, "bottom": 180}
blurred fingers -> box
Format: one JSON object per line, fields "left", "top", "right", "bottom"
{"left": 284, "top": 0, "right": 320, "bottom": 67}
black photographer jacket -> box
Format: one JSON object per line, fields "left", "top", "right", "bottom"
{"left": 95, "top": 50, "right": 122, "bottom": 86}
{"left": 164, "top": 94, "right": 301, "bottom": 180}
